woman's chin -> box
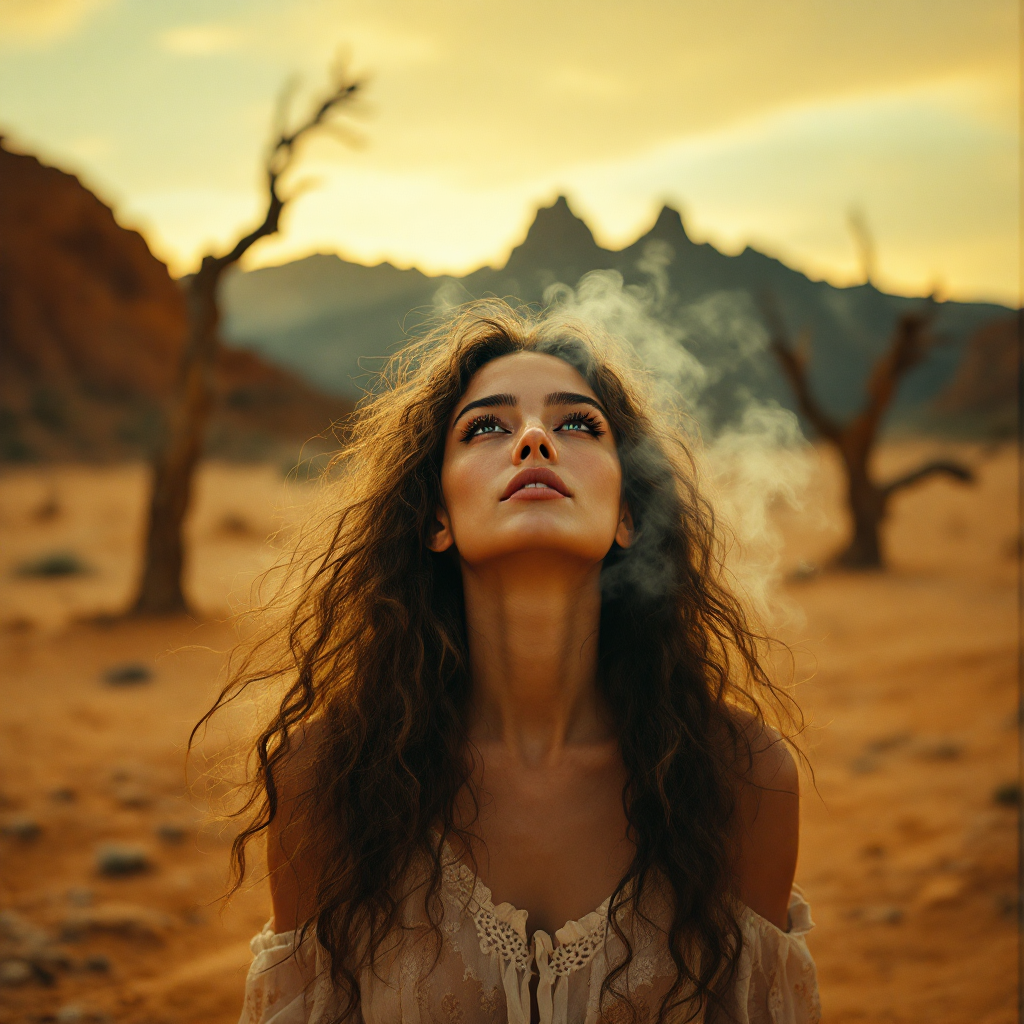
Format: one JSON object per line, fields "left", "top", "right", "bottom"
{"left": 458, "top": 526, "right": 615, "bottom": 567}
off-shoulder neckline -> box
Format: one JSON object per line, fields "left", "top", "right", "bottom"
{"left": 438, "top": 839, "right": 812, "bottom": 948}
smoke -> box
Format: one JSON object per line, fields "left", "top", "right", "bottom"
{"left": 542, "top": 244, "right": 812, "bottom": 626}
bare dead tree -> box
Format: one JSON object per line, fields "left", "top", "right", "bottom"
{"left": 132, "top": 64, "right": 360, "bottom": 615}
{"left": 763, "top": 298, "right": 974, "bottom": 569}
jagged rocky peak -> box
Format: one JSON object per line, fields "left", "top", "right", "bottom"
{"left": 642, "top": 204, "right": 691, "bottom": 244}
{"left": 504, "top": 195, "right": 604, "bottom": 270}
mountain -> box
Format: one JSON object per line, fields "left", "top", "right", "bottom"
{"left": 0, "top": 140, "right": 351, "bottom": 463}
{"left": 933, "top": 316, "right": 1017, "bottom": 437}
{"left": 222, "top": 196, "right": 1013, "bottom": 432}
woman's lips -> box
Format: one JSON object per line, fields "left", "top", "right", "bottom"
{"left": 500, "top": 467, "right": 571, "bottom": 501}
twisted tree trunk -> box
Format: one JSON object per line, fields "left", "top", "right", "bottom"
{"left": 133, "top": 260, "right": 226, "bottom": 613}
{"left": 131, "top": 70, "right": 359, "bottom": 614}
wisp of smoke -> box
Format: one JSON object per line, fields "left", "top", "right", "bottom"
{"left": 542, "top": 245, "right": 812, "bottom": 628}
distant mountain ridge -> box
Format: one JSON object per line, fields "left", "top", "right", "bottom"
{"left": 222, "top": 196, "right": 1012, "bottom": 429}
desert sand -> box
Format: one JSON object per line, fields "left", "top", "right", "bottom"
{"left": 0, "top": 441, "right": 1018, "bottom": 1023}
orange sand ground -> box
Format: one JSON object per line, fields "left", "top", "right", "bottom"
{"left": 0, "top": 442, "right": 1018, "bottom": 1023}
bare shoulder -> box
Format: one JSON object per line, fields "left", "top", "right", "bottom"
{"left": 724, "top": 707, "right": 801, "bottom": 930}
{"left": 266, "top": 716, "right": 328, "bottom": 932}
{"left": 727, "top": 706, "right": 799, "bottom": 795}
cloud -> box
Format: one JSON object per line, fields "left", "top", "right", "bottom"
{"left": 158, "top": 24, "right": 244, "bottom": 57}
{"left": 0, "top": 0, "right": 113, "bottom": 45}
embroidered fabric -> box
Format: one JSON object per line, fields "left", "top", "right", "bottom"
{"left": 238, "top": 851, "right": 821, "bottom": 1024}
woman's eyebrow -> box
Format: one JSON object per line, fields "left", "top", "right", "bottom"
{"left": 545, "top": 391, "right": 608, "bottom": 417}
{"left": 453, "top": 392, "right": 518, "bottom": 424}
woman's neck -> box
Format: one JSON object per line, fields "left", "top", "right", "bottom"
{"left": 461, "top": 552, "right": 610, "bottom": 766}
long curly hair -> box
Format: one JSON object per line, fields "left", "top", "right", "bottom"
{"left": 196, "top": 300, "right": 798, "bottom": 1023}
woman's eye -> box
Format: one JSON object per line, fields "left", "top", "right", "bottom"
{"left": 461, "top": 415, "right": 508, "bottom": 441}
{"left": 555, "top": 412, "right": 604, "bottom": 437}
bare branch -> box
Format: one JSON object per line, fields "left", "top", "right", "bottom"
{"left": 881, "top": 459, "right": 974, "bottom": 499}
{"left": 845, "top": 308, "right": 933, "bottom": 456}
{"left": 271, "top": 75, "right": 301, "bottom": 141}
{"left": 213, "top": 63, "right": 362, "bottom": 272}
{"left": 847, "top": 206, "right": 876, "bottom": 287}
{"left": 760, "top": 293, "right": 843, "bottom": 442}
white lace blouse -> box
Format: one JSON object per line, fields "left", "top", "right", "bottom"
{"left": 238, "top": 852, "right": 820, "bottom": 1024}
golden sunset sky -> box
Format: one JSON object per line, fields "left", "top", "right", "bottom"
{"left": 1, "top": 0, "right": 1018, "bottom": 304}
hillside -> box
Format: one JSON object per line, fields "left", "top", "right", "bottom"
{"left": 0, "top": 140, "right": 351, "bottom": 464}
{"left": 933, "top": 317, "right": 1018, "bottom": 437}
{"left": 222, "top": 196, "right": 1013, "bottom": 431}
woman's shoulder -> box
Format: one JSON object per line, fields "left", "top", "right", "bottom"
{"left": 723, "top": 707, "right": 801, "bottom": 930}
{"left": 725, "top": 706, "right": 799, "bottom": 795}
{"left": 266, "top": 716, "right": 331, "bottom": 932}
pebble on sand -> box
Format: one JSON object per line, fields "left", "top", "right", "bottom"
{"left": 0, "top": 816, "right": 41, "bottom": 841}
{"left": 67, "top": 887, "right": 94, "bottom": 907}
{"left": 103, "top": 662, "right": 153, "bottom": 686}
{"left": 61, "top": 902, "right": 173, "bottom": 942}
{"left": 0, "top": 958, "right": 33, "bottom": 986}
{"left": 155, "top": 822, "right": 187, "bottom": 844}
{"left": 993, "top": 781, "right": 1022, "bottom": 807}
{"left": 95, "top": 844, "right": 152, "bottom": 877}
{"left": 113, "top": 784, "right": 152, "bottom": 809}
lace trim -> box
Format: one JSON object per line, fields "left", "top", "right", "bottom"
{"left": 546, "top": 918, "right": 609, "bottom": 977}
{"left": 441, "top": 859, "right": 612, "bottom": 978}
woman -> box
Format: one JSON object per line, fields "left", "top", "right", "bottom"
{"left": 210, "top": 302, "right": 820, "bottom": 1023}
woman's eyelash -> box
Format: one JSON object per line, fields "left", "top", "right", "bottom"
{"left": 459, "top": 413, "right": 507, "bottom": 442}
{"left": 459, "top": 410, "right": 605, "bottom": 441}
{"left": 556, "top": 411, "right": 605, "bottom": 436}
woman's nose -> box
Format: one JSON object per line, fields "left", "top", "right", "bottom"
{"left": 513, "top": 423, "right": 558, "bottom": 464}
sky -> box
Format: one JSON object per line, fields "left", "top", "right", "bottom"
{"left": 0, "top": 0, "right": 1019, "bottom": 305}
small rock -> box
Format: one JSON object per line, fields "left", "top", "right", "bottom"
{"left": 0, "top": 909, "right": 50, "bottom": 949}
{"left": 865, "top": 732, "right": 912, "bottom": 754}
{"left": 113, "top": 784, "right": 152, "bottom": 809}
{"left": 918, "top": 739, "right": 963, "bottom": 761}
{"left": 997, "top": 892, "right": 1021, "bottom": 918}
{"left": 95, "top": 843, "right": 152, "bottom": 877}
{"left": 850, "top": 754, "right": 878, "bottom": 775}
{"left": 1, "top": 815, "right": 41, "bottom": 841}
{"left": 83, "top": 953, "right": 110, "bottom": 973}
{"left": 217, "top": 513, "right": 252, "bottom": 536}
{"left": 15, "top": 551, "right": 89, "bottom": 578}
{"left": 0, "top": 958, "right": 33, "bottom": 986}
{"left": 33, "top": 945, "right": 72, "bottom": 972}
{"left": 155, "top": 822, "right": 187, "bottom": 844}
{"left": 55, "top": 1005, "right": 85, "bottom": 1024}
{"left": 50, "top": 787, "right": 77, "bottom": 803}
{"left": 993, "top": 781, "right": 1021, "bottom": 807}
{"left": 103, "top": 662, "right": 152, "bottom": 686}
{"left": 67, "top": 887, "right": 94, "bottom": 908}
{"left": 182, "top": 907, "right": 205, "bottom": 926}
{"left": 862, "top": 904, "right": 904, "bottom": 925}
{"left": 1, "top": 615, "right": 35, "bottom": 633}
{"left": 861, "top": 843, "right": 886, "bottom": 858}
{"left": 61, "top": 902, "right": 173, "bottom": 942}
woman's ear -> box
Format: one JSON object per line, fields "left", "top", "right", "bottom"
{"left": 426, "top": 505, "right": 455, "bottom": 553}
{"left": 614, "top": 502, "right": 634, "bottom": 549}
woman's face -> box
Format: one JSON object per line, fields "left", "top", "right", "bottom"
{"left": 429, "top": 351, "right": 632, "bottom": 567}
